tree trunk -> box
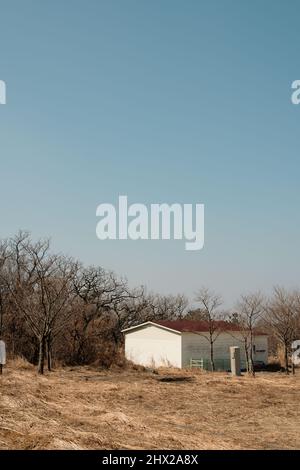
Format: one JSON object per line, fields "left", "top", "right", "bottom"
{"left": 46, "top": 334, "right": 52, "bottom": 372}
{"left": 38, "top": 336, "right": 45, "bottom": 375}
{"left": 284, "top": 343, "right": 289, "bottom": 375}
{"left": 210, "top": 341, "right": 215, "bottom": 372}
{"left": 249, "top": 331, "right": 255, "bottom": 377}
{"left": 244, "top": 340, "right": 249, "bottom": 373}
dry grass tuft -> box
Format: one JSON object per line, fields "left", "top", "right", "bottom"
{"left": 9, "top": 356, "right": 35, "bottom": 371}
{"left": 0, "top": 361, "right": 299, "bottom": 450}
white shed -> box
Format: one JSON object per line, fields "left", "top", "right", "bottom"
{"left": 122, "top": 320, "right": 268, "bottom": 370}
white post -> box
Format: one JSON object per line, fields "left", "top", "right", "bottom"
{"left": 0, "top": 340, "right": 6, "bottom": 375}
{"left": 230, "top": 346, "right": 241, "bottom": 376}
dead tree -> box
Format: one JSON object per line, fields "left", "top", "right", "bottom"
{"left": 3, "top": 232, "right": 78, "bottom": 374}
{"left": 72, "top": 266, "right": 133, "bottom": 361}
{"left": 0, "top": 240, "right": 10, "bottom": 339}
{"left": 236, "top": 292, "right": 265, "bottom": 376}
{"left": 265, "top": 287, "right": 298, "bottom": 374}
{"left": 194, "top": 287, "right": 223, "bottom": 371}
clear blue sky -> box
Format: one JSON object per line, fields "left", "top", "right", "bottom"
{"left": 1, "top": 0, "right": 300, "bottom": 306}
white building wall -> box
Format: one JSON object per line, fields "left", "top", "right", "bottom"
{"left": 125, "top": 325, "right": 182, "bottom": 368}
{"left": 181, "top": 332, "right": 268, "bottom": 367}
{"left": 251, "top": 335, "right": 269, "bottom": 364}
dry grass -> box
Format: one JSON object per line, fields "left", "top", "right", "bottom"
{"left": 0, "top": 359, "right": 299, "bottom": 450}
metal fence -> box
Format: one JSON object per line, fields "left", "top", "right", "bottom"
{"left": 190, "top": 357, "right": 247, "bottom": 372}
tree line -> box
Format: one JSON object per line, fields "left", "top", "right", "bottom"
{"left": 0, "top": 232, "right": 187, "bottom": 373}
{"left": 0, "top": 232, "right": 299, "bottom": 375}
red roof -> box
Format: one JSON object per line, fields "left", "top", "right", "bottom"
{"left": 154, "top": 320, "right": 267, "bottom": 335}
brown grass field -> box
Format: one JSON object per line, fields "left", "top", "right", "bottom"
{"left": 0, "top": 359, "right": 299, "bottom": 450}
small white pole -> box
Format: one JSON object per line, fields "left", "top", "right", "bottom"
{"left": 230, "top": 346, "right": 241, "bottom": 376}
{"left": 0, "top": 340, "right": 6, "bottom": 375}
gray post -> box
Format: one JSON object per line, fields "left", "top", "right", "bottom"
{"left": 230, "top": 346, "right": 241, "bottom": 376}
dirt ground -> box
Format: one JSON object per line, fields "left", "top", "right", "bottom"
{"left": 0, "top": 359, "right": 299, "bottom": 450}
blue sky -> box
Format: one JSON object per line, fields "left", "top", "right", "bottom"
{"left": 1, "top": 0, "right": 300, "bottom": 306}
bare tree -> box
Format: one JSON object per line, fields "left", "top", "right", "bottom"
{"left": 265, "top": 287, "right": 298, "bottom": 374}
{"left": 110, "top": 287, "right": 147, "bottom": 334}
{"left": 2, "top": 232, "right": 78, "bottom": 374}
{"left": 144, "top": 293, "right": 188, "bottom": 322}
{"left": 0, "top": 239, "right": 10, "bottom": 375}
{"left": 0, "top": 239, "right": 10, "bottom": 338}
{"left": 42, "top": 257, "right": 79, "bottom": 371}
{"left": 72, "top": 266, "right": 135, "bottom": 361}
{"left": 235, "top": 292, "right": 265, "bottom": 376}
{"left": 194, "top": 287, "right": 223, "bottom": 371}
